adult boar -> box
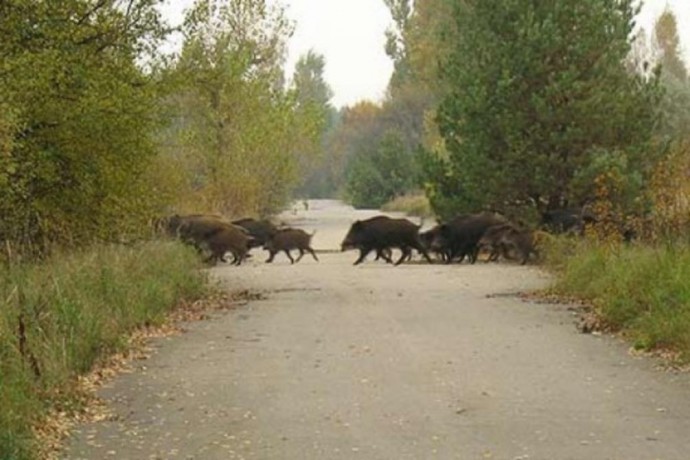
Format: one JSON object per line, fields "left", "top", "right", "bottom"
{"left": 539, "top": 209, "right": 597, "bottom": 235}
{"left": 420, "top": 224, "right": 450, "bottom": 262}
{"left": 478, "top": 223, "right": 537, "bottom": 264}
{"left": 167, "top": 214, "right": 227, "bottom": 250}
{"left": 477, "top": 224, "right": 515, "bottom": 262}
{"left": 499, "top": 227, "right": 538, "bottom": 264}
{"left": 431, "top": 213, "right": 506, "bottom": 264}
{"left": 264, "top": 228, "right": 318, "bottom": 264}
{"left": 164, "top": 214, "right": 252, "bottom": 264}
{"left": 232, "top": 218, "right": 278, "bottom": 248}
{"left": 204, "top": 223, "right": 253, "bottom": 266}
{"left": 341, "top": 215, "right": 432, "bottom": 266}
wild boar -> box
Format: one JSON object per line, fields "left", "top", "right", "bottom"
{"left": 341, "top": 215, "right": 432, "bottom": 266}
{"left": 479, "top": 224, "right": 537, "bottom": 265}
{"left": 204, "top": 223, "right": 253, "bottom": 266}
{"left": 264, "top": 228, "right": 318, "bottom": 264}
{"left": 430, "top": 213, "right": 506, "bottom": 264}
{"left": 232, "top": 217, "right": 278, "bottom": 248}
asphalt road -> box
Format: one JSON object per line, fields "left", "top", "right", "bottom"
{"left": 67, "top": 200, "right": 690, "bottom": 460}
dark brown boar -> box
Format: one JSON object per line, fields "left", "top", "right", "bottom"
{"left": 204, "top": 223, "right": 253, "bottom": 265}
{"left": 165, "top": 214, "right": 227, "bottom": 250}
{"left": 263, "top": 228, "right": 318, "bottom": 264}
{"left": 420, "top": 224, "right": 451, "bottom": 262}
{"left": 499, "top": 228, "right": 537, "bottom": 265}
{"left": 340, "top": 215, "right": 432, "bottom": 266}
{"left": 163, "top": 214, "right": 252, "bottom": 264}
{"left": 478, "top": 224, "right": 537, "bottom": 265}
{"left": 539, "top": 208, "right": 597, "bottom": 235}
{"left": 477, "top": 224, "right": 516, "bottom": 262}
{"left": 232, "top": 218, "right": 278, "bottom": 248}
{"left": 431, "top": 213, "right": 506, "bottom": 264}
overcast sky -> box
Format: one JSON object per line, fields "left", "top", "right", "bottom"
{"left": 160, "top": 0, "right": 690, "bottom": 109}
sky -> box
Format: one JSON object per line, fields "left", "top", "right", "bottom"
{"left": 160, "top": 0, "right": 690, "bottom": 109}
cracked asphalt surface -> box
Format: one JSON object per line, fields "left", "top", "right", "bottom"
{"left": 66, "top": 200, "right": 690, "bottom": 460}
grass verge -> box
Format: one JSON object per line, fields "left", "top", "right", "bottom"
{"left": 0, "top": 241, "right": 209, "bottom": 460}
{"left": 544, "top": 237, "right": 690, "bottom": 361}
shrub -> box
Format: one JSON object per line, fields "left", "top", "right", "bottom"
{"left": 545, "top": 237, "right": 690, "bottom": 360}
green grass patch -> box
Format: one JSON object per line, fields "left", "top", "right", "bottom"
{"left": 545, "top": 238, "right": 690, "bottom": 359}
{"left": 381, "top": 193, "right": 434, "bottom": 218}
{"left": 0, "top": 241, "right": 209, "bottom": 460}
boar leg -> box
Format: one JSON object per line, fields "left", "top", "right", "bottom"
{"left": 413, "top": 241, "right": 433, "bottom": 264}
{"left": 296, "top": 249, "right": 305, "bottom": 263}
{"left": 394, "top": 247, "right": 411, "bottom": 266}
{"left": 375, "top": 248, "right": 393, "bottom": 263}
{"left": 284, "top": 249, "right": 295, "bottom": 264}
{"left": 353, "top": 248, "right": 372, "bottom": 265}
{"left": 308, "top": 248, "right": 319, "bottom": 262}
{"left": 265, "top": 251, "right": 276, "bottom": 263}
{"left": 487, "top": 247, "right": 500, "bottom": 262}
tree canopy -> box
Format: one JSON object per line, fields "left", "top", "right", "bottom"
{"left": 428, "top": 0, "right": 661, "bottom": 218}
{"left": 0, "top": 0, "right": 332, "bottom": 254}
{"left": 155, "top": 0, "right": 324, "bottom": 217}
{"left": 0, "top": 0, "right": 170, "bottom": 252}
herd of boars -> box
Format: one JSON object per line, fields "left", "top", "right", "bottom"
{"left": 157, "top": 208, "right": 596, "bottom": 267}
{"left": 159, "top": 214, "right": 317, "bottom": 266}
{"left": 340, "top": 213, "right": 538, "bottom": 266}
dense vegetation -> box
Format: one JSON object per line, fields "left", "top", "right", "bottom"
{"left": 0, "top": 0, "right": 329, "bottom": 256}
{"left": 332, "top": 1, "right": 689, "bottom": 223}
{"left": 0, "top": 242, "right": 207, "bottom": 460}
{"left": 0, "top": 1, "right": 332, "bottom": 458}
{"left": 433, "top": 0, "right": 660, "bottom": 218}
{"left": 546, "top": 239, "right": 690, "bottom": 359}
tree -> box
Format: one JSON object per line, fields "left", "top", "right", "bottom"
{"left": 345, "top": 130, "right": 418, "bottom": 209}
{"left": 291, "top": 50, "right": 338, "bottom": 198}
{"left": 431, "top": 0, "right": 661, "bottom": 218}
{"left": 0, "top": 0, "right": 170, "bottom": 253}
{"left": 384, "top": 0, "right": 413, "bottom": 88}
{"left": 159, "top": 0, "right": 321, "bottom": 216}
{"left": 397, "top": 0, "right": 456, "bottom": 99}
{"left": 653, "top": 9, "right": 690, "bottom": 140}
{"left": 655, "top": 9, "right": 687, "bottom": 82}
{"left": 318, "top": 101, "right": 386, "bottom": 197}
{"left": 292, "top": 50, "right": 334, "bottom": 110}
{"left": 381, "top": 0, "right": 455, "bottom": 207}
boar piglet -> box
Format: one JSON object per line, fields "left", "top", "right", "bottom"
{"left": 264, "top": 228, "right": 318, "bottom": 264}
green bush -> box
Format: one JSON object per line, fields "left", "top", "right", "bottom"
{"left": 345, "top": 130, "right": 419, "bottom": 209}
{"left": 546, "top": 238, "right": 690, "bottom": 359}
{"left": 0, "top": 241, "right": 208, "bottom": 460}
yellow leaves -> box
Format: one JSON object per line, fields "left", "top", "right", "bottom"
{"left": 646, "top": 141, "right": 690, "bottom": 241}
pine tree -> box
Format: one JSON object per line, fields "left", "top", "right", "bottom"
{"left": 431, "top": 0, "right": 661, "bottom": 217}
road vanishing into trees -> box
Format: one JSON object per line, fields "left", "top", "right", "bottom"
{"left": 67, "top": 200, "right": 690, "bottom": 460}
